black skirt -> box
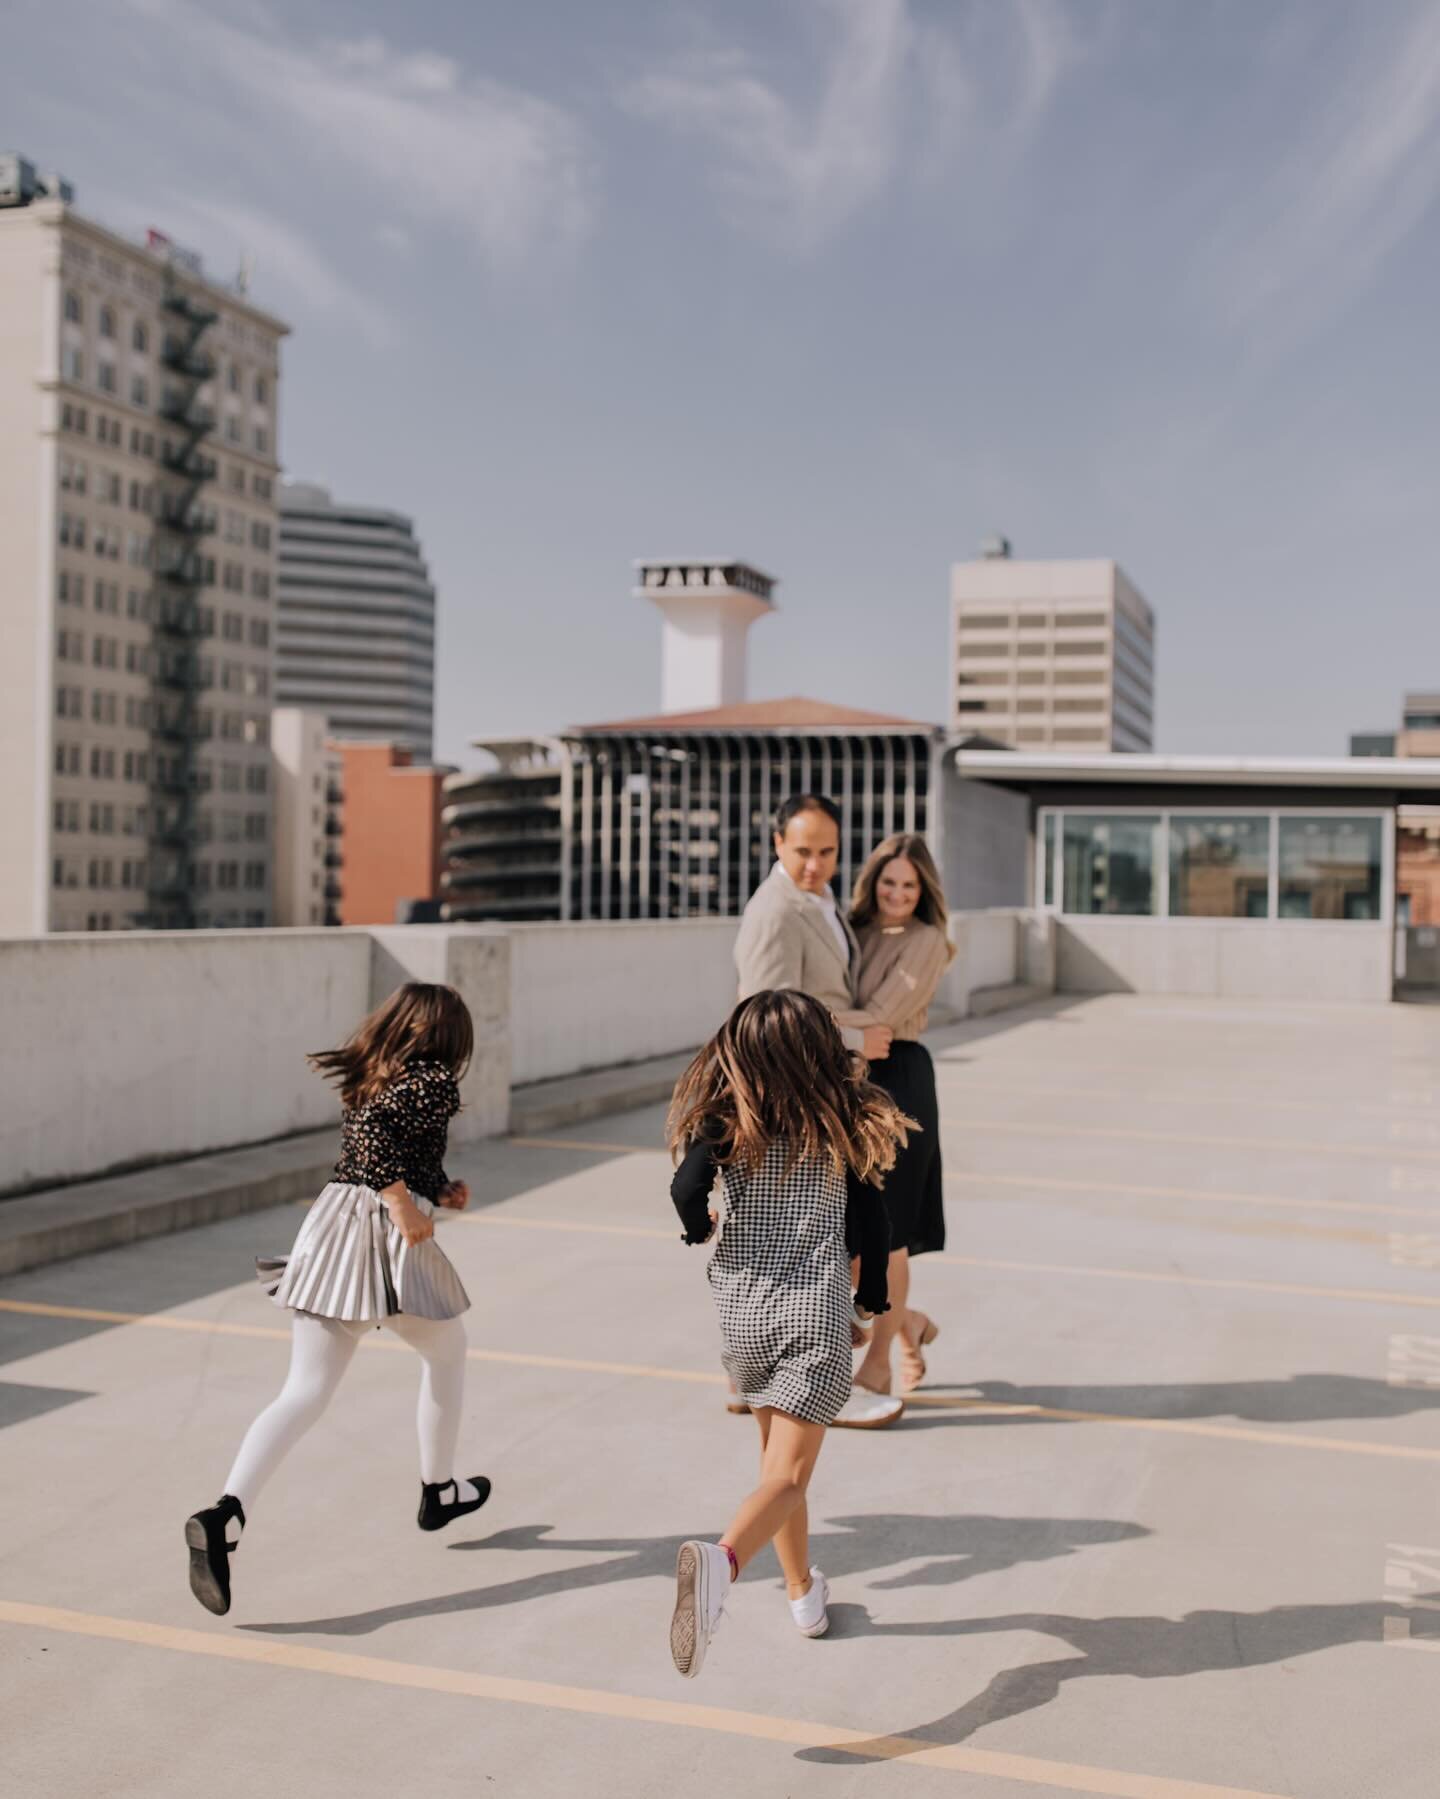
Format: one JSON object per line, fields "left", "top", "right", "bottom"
{"left": 869, "top": 1040, "right": 945, "bottom": 1257}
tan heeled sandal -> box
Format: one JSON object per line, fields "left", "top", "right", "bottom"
{"left": 898, "top": 1311, "right": 940, "bottom": 1393}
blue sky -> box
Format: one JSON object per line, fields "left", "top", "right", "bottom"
{"left": 6, "top": 0, "right": 1440, "bottom": 763}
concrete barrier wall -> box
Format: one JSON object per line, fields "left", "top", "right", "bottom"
{"left": 0, "top": 930, "right": 372, "bottom": 1195}
{"left": 3, "top": 907, "right": 1395, "bottom": 1196}
{"left": 1055, "top": 917, "right": 1394, "bottom": 1002}
{"left": 940, "top": 910, "right": 1019, "bottom": 1013}
{"left": 507, "top": 920, "right": 738, "bottom": 1086}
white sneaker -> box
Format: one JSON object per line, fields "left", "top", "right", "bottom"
{"left": 789, "top": 1567, "right": 830, "bottom": 1637}
{"left": 670, "top": 1540, "right": 730, "bottom": 1677}
{"left": 830, "top": 1387, "right": 904, "bottom": 1429}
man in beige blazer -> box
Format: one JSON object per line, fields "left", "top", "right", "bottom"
{"left": 732, "top": 793, "right": 900, "bottom": 1428}
{"left": 735, "top": 793, "right": 892, "bottom": 1063}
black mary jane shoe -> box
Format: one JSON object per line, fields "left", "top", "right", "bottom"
{"left": 185, "top": 1494, "right": 245, "bottom": 1615}
{"left": 417, "top": 1476, "right": 492, "bottom": 1533}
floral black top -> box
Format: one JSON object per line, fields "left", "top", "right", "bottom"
{"left": 333, "top": 1059, "right": 460, "bottom": 1200}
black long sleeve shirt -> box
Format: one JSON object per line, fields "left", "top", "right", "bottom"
{"left": 332, "top": 1060, "right": 458, "bottom": 1199}
{"left": 669, "top": 1131, "right": 891, "bottom": 1314}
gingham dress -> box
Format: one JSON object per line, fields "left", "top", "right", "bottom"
{"left": 706, "top": 1139, "right": 854, "bottom": 1424}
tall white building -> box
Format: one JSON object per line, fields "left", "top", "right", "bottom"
{"left": 270, "top": 706, "right": 340, "bottom": 927}
{"left": 950, "top": 541, "right": 1156, "bottom": 752}
{"left": 0, "top": 154, "right": 287, "bottom": 934}
{"left": 275, "top": 484, "right": 437, "bottom": 755}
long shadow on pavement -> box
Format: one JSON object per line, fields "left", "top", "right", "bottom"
{"left": 240, "top": 1510, "right": 1148, "bottom": 1638}
{"left": 798, "top": 1595, "right": 1440, "bottom": 1763}
{"left": 902, "top": 1374, "right": 1440, "bottom": 1427}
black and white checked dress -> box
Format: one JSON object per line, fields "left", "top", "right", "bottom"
{"left": 687, "top": 1137, "right": 854, "bottom": 1424}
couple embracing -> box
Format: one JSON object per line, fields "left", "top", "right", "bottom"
{"left": 734, "top": 793, "right": 954, "bottom": 1428}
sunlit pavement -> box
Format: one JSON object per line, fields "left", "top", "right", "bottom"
{"left": 4, "top": 993, "right": 1440, "bottom": 1799}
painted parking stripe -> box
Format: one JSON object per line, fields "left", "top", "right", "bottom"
{"left": 0, "top": 1599, "right": 1292, "bottom": 1799}
{"left": 510, "top": 1137, "right": 1440, "bottom": 1221}
{"left": 3, "top": 1296, "right": 1439, "bottom": 1461}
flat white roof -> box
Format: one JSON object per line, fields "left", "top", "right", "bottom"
{"left": 952, "top": 748, "right": 1440, "bottom": 790}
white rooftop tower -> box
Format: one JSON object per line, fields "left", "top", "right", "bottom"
{"left": 634, "top": 560, "right": 776, "bottom": 714}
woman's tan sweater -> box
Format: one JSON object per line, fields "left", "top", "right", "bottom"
{"left": 839, "top": 920, "right": 953, "bottom": 1042}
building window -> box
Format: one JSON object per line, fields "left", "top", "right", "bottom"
{"left": 1061, "top": 815, "right": 1160, "bottom": 916}
{"left": 253, "top": 425, "right": 269, "bottom": 455}
{"left": 132, "top": 321, "right": 149, "bottom": 354}
{"left": 1042, "top": 814, "right": 1056, "bottom": 906}
{"left": 64, "top": 290, "right": 83, "bottom": 323}
{"left": 97, "top": 359, "right": 117, "bottom": 393}
{"left": 1278, "top": 817, "right": 1384, "bottom": 920}
{"left": 98, "top": 304, "right": 116, "bottom": 339}
{"left": 62, "top": 346, "right": 84, "bottom": 382}
{"left": 131, "top": 375, "right": 149, "bottom": 408}
{"left": 1169, "top": 817, "right": 1271, "bottom": 919}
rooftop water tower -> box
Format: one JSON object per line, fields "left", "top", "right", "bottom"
{"left": 634, "top": 559, "right": 776, "bottom": 714}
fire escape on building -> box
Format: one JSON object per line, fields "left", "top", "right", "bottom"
{"left": 139, "top": 276, "right": 218, "bottom": 929}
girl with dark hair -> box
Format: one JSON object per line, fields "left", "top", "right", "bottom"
{"left": 663, "top": 990, "right": 910, "bottom": 1676}
{"left": 183, "top": 983, "right": 490, "bottom": 1617}
{"left": 843, "top": 833, "right": 955, "bottom": 1398}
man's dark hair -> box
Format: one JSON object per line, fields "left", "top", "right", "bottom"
{"left": 774, "top": 793, "right": 842, "bottom": 838}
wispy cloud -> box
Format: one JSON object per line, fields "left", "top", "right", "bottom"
{"left": 1207, "top": 0, "right": 1440, "bottom": 342}
{"left": 619, "top": 0, "right": 1091, "bottom": 250}
{"left": 170, "top": 198, "right": 393, "bottom": 346}
{"left": 124, "top": 0, "right": 594, "bottom": 271}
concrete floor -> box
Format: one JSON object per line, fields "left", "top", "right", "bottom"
{"left": 3, "top": 993, "right": 1440, "bottom": 1799}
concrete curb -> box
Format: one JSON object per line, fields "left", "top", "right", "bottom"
{"left": 509, "top": 1050, "right": 697, "bottom": 1136}
{"left": 0, "top": 1132, "right": 335, "bottom": 1280}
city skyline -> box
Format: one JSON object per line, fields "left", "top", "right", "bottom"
{"left": 5, "top": 0, "right": 1439, "bottom": 767}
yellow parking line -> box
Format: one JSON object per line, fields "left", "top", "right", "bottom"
{"left": 0, "top": 1297, "right": 723, "bottom": 1387}
{"left": 0, "top": 1599, "right": 1292, "bottom": 1799}
{"left": 458, "top": 1215, "right": 1440, "bottom": 1308}
{"left": 945, "top": 1171, "right": 1440, "bottom": 1222}
{"left": 902, "top": 1396, "right": 1440, "bottom": 1462}
{"left": 929, "top": 1253, "right": 1440, "bottom": 1310}
{"left": 509, "top": 1138, "right": 1440, "bottom": 1221}
{"left": 961, "top": 1119, "right": 1440, "bottom": 1164}
{"left": 4, "top": 1296, "right": 1438, "bottom": 1460}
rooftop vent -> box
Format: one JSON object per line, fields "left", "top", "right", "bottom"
{"left": 981, "top": 534, "right": 1012, "bottom": 560}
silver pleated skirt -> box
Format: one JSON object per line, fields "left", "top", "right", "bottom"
{"left": 257, "top": 1182, "right": 470, "bottom": 1323}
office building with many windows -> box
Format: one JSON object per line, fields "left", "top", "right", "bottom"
{"left": 275, "top": 484, "right": 437, "bottom": 756}
{"left": 950, "top": 541, "right": 1155, "bottom": 751}
{"left": 0, "top": 158, "right": 287, "bottom": 933}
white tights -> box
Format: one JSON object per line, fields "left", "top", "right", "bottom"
{"left": 224, "top": 1310, "right": 468, "bottom": 1513}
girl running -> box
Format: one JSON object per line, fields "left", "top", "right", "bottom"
{"left": 664, "top": 989, "right": 909, "bottom": 1676}
{"left": 184, "top": 982, "right": 490, "bottom": 1617}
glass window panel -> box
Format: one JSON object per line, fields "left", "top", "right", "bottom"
{"left": 1278, "top": 817, "right": 1383, "bottom": 920}
{"left": 1062, "top": 815, "right": 1159, "bottom": 915}
{"left": 1042, "top": 814, "right": 1056, "bottom": 906}
{"left": 1169, "top": 816, "right": 1271, "bottom": 918}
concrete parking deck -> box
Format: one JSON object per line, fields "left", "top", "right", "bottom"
{"left": 3, "top": 994, "right": 1439, "bottom": 1798}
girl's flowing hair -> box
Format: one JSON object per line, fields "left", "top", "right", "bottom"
{"left": 667, "top": 989, "right": 912, "bottom": 1183}
{"left": 849, "top": 832, "right": 954, "bottom": 946}
{"left": 309, "top": 982, "right": 474, "bottom": 1109}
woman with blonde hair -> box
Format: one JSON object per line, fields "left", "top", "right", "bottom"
{"left": 841, "top": 833, "right": 954, "bottom": 1399}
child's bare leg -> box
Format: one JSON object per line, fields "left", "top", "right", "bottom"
{"left": 720, "top": 1409, "right": 826, "bottom": 1596}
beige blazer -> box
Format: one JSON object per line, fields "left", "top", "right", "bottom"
{"left": 734, "top": 862, "right": 864, "bottom": 1052}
